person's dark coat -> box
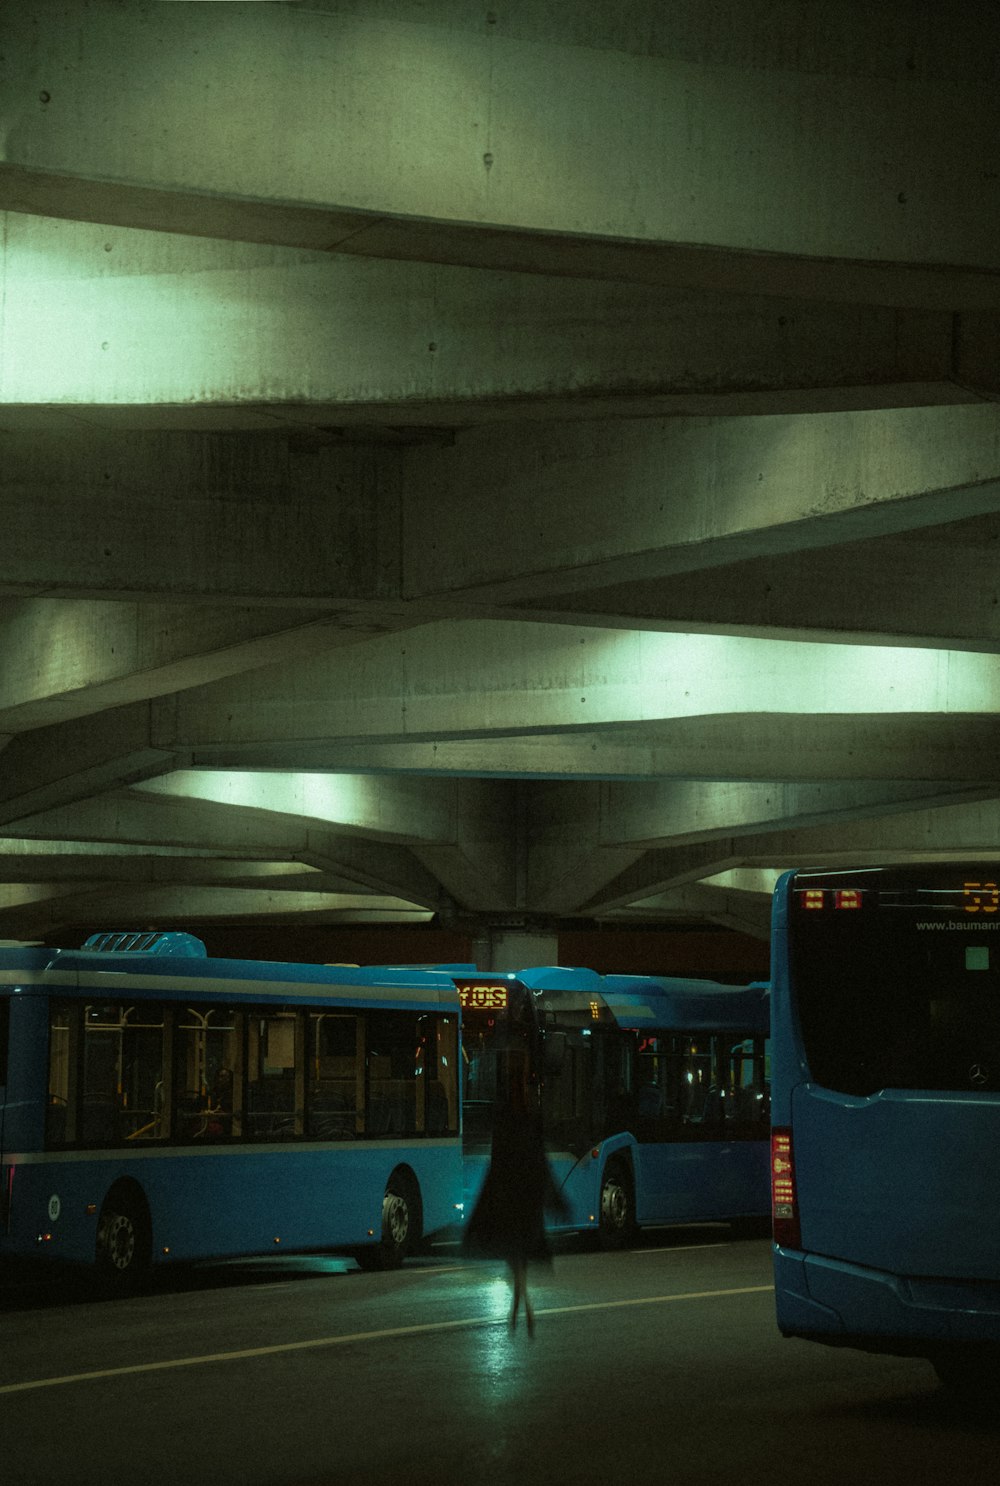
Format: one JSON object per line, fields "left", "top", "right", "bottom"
{"left": 462, "top": 1101, "right": 568, "bottom": 1265}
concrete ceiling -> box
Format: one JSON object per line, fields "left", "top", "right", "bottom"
{"left": 1, "top": 0, "right": 1000, "bottom": 944}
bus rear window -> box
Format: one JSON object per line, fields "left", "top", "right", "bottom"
{"left": 0, "top": 995, "right": 8, "bottom": 1084}
{"left": 790, "top": 868, "right": 1000, "bottom": 1096}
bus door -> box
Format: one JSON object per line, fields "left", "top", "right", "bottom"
{"left": 631, "top": 1032, "right": 767, "bottom": 1222}
{"left": 630, "top": 1033, "right": 717, "bottom": 1220}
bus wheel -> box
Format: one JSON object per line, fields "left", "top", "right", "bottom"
{"left": 95, "top": 1188, "right": 151, "bottom": 1296}
{"left": 598, "top": 1159, "right": 635, "bottom": 1250}
{"left": 356, "top": 1172, "right": 420, "bottom": 1271}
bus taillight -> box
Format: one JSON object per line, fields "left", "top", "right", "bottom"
{"left": 771, "top": 1128, "right": 801, "bottom": 1249}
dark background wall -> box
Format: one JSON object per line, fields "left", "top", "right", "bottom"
{"left": 77, "top": 922, "right": 769, "bottom": 982}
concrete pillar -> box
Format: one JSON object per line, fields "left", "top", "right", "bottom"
{"left": 469, "top": 926, "right": 559, "bottom": 973}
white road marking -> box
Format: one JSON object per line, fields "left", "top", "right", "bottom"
{"left": 628, "top": 1242, "right": 730, "bottom": 1255}
{"left": 0, "top": 1284, "right": 773, "bottom": 1396}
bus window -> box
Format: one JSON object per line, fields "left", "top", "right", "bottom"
{"left": 119, "top": 1004, "right": 170, "bottom": 1140}
{"left": 308, "top": 1012, "right": 360, "bottom": 1138}
{"left": 47, "top": 1004, "right": 77, "bottom": 1144}
{"left": 367, "top": 1011, "right": 420, "bottom": 1136}
{"left": 542, "top": 1028, "right": 593, "bottom": 1153}
{"left": 430, "top": 1013, "right": 458, "bottom": 1135}
{"left": 414, "top": 1012, "right": 457, "bottom": 1135}
{"left": 172, "top": 1006, "right": 243, "bottom": 1139}
{"left": 246, "top": 1009, "right": 301, "bottom": 1140}
{"left": 94, "top": 1002, "right": 166, "bottom": 1143}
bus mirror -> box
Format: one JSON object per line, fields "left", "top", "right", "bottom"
{"left": 544, "top": 1032, "right": 567, "bottom": 1076}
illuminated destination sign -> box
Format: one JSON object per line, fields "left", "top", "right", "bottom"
{"left": 964, "top": 881, "right": 1000, "bottom": 914}
{"left": 456, "top": 983, "right": 510, "bottom": 1011}
{"left": 793, "top": 872, "right": 1000, "bottom": 917}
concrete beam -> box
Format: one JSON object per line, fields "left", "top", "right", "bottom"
{"left": 138, "top": 769, "right": 506, "bottom": 847}
{"left": 0, "top": 430, "right": 400, "bottom": 606}
{"left": 595, "top": 780, "right": 995, "bottom": 849}
{"left": 1, "top": 213, "right": 979, "bottom": 424}
{"left": 730, "top": 796, "right": 1000, "bottom": 865}
{"left": 138, "top": 770, "right": 517, "bottom": 911}
{"left": 100, "top": 715, "right": 1000, "bottom": 785}
{"left": 0, "top": 843, "right": 344, "bottom": 891}
{"left": 532, "top": 778, "right": 1000, "bottom": 913}
{"left": 3, "top": 2, "right": 1000, "bottom": 307}
{"left": 6, "top": 788, "right": 452, "bottom": 910}
{"left": 604, "top": 883, "right": 773, "bottom": 940}
{"left": 529, "top": 518, "right": 1000, "bottom": 651}
{"left": 172, "top": 722, "right": 1000, "bottom": 785}
{"left": 0, "top": 599, "right": 371, "bottom": 730}
{"left": 581, "top": 844, "right": 745, "bottom": 914}
{"left": 6, "top": 791, "right": 312, "bottom": 856}
{"left": 402, "top": 406, "right": 1000, "bottom": 604}
{"left": 588, "top": 796, "right": 1000, "bottom": 914}
{"left": 0, "top": 885, "right": 433, "bottom": 937}
{"left": 147, "top": 623, "right": 1000, "bottom": 754}
{"left": 0, "top": 706, "right": 176, "bottom": 825}
{"left": 5, "top": 410, "right": 1000, "bottom": 632}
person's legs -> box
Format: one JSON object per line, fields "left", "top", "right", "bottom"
{"left": 509, "top": 1258, "right": 525, "bottom": 1330}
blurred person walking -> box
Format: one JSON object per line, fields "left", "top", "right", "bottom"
{"left": 462, "top": 1050, "right": 568, "bottom": 1335}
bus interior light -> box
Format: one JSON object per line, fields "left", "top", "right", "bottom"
{"left": 835, "top": 890, "right": 863, "bottom": 910}
{"left": 800, "top": 890, "right": 825, "bottom": 910}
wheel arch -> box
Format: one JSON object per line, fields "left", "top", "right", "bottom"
{"left": 94, "top": 1175, "right": 153, "bottom": 1294}
{"left": 99, "top": 1175, "right": 152, "bottom": 1237}
{"left": 388, "top": 1162, "right": 423, "bottom": 1247}
{"left": 598, "top": 1149, "right": 637, "bottom": 1250}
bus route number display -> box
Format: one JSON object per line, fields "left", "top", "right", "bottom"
{"left": 964, "top": 881, "right": 1000, "bottom": 914}
{"left": 457, "top": 984, "right": 510, "bottom": 1010}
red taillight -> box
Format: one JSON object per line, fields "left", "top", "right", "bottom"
{"left": 771, "top": 1127, "right": 801, "bottom": 1249}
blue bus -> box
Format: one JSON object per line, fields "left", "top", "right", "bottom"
{"left": 0, "top": 932, "right": 462, "bottom": 1291}
{"left": 455, "top": 968, "right": 770, "bottom": 1246}
{"left": 770, "top": 864, "right": 1000, "bottom": 1391}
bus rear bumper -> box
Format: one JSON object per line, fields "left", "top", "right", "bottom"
{"left": 774, "top": 1246, "right": 1000, "bottom": 1353}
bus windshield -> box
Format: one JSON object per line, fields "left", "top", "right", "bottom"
{"left": 789, "top": 867, "right": 1000, "bottom": 1095}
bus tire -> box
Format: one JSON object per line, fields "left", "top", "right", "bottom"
{"left": 94, "top": 1184, "right": 151, "bottom": 1297}
{"left": 356, "top": 1170, "right": 421, "bottom": 1271}
{"left": 598, "top": 1158, "right": 636, "bottom": 1250}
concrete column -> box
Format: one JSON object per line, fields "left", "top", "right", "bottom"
{"left": 469, "top": 926, "right": 559, "bottom": 972}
